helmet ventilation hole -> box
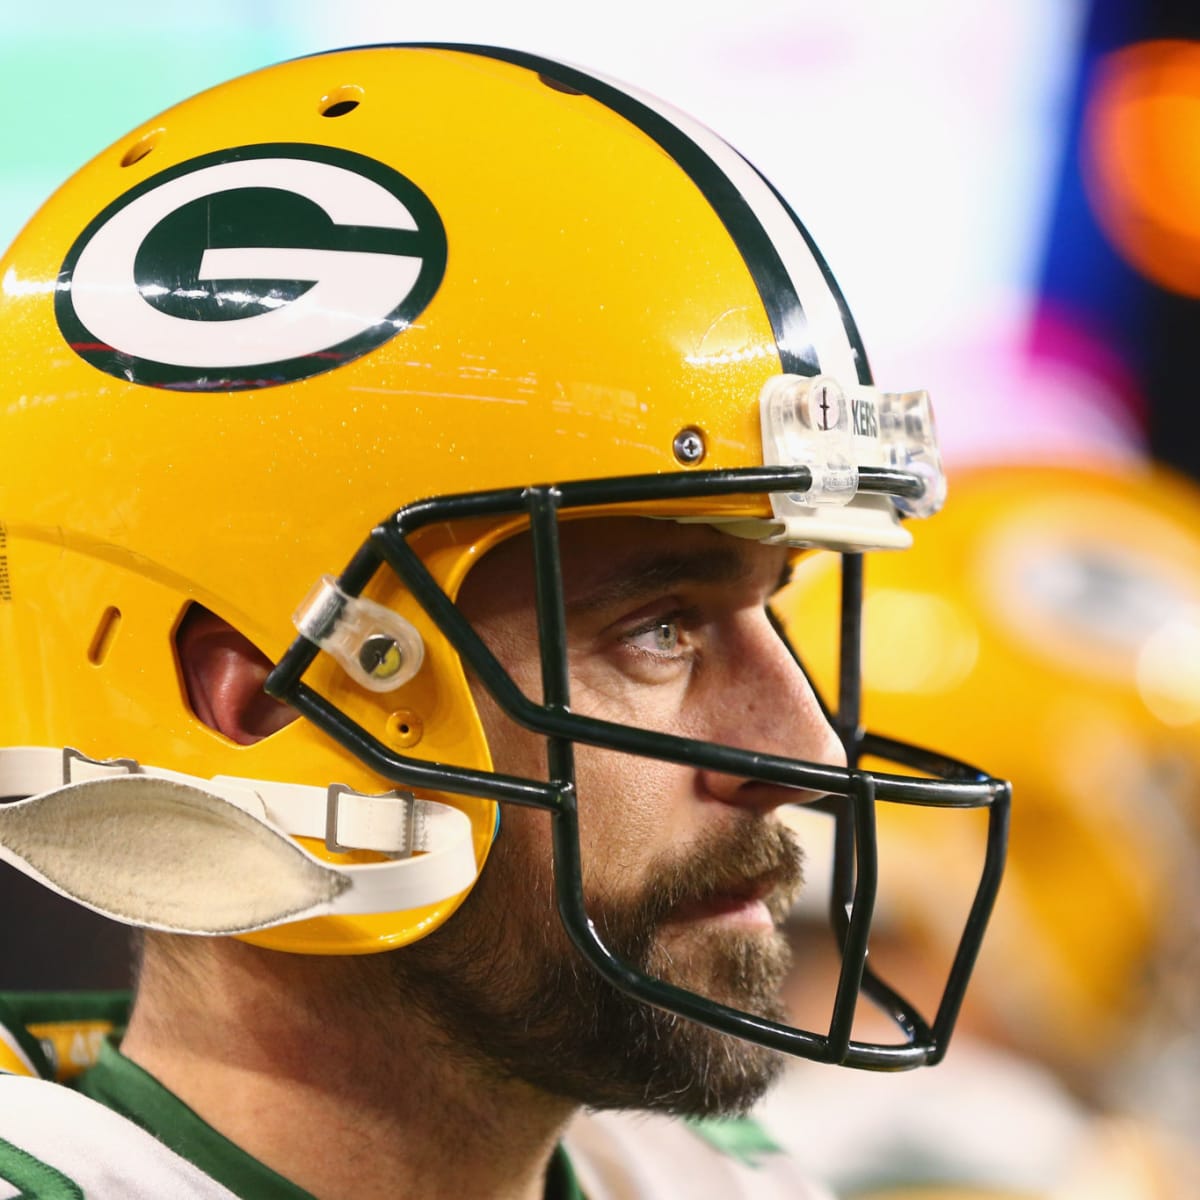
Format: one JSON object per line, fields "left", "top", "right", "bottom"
{"left": 88, "top": 607, "right": 122, "bottom": 665}
{"left": 120, "top": 131, "right": 161, "bottom": 168}
{"left": 385, "top": 709, "right": 424, "bottom": 749}
{"left": 319, "top": 86, "right": 364, "bottom": 118}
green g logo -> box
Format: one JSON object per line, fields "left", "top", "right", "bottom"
{"left": 55, "top": 144, "right": 447, "bottom": 390}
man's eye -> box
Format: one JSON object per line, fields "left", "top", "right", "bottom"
{"left": 628, "top": 618, "right": 682, "bottom": 655}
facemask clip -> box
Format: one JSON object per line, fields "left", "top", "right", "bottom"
{"left": 293, "top": 576, "right": 425, "bottom": 693}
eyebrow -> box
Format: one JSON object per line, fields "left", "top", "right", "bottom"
{"left": 563, "top": 545, "right": 760, "bottom": 615}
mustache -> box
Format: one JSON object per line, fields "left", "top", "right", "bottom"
{"left": 594, "top": 819, "right": 806, "bottom": 937}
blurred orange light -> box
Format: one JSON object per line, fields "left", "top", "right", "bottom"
{"left": 1084, "top": 39, "right": 1200, "bottom": 297}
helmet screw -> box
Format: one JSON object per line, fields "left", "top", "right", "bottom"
{"left": 672, "top": 426, "right": 706, "bottom": 465}
{"left": 359, "top": 633, "right": 403, "bottom": 681}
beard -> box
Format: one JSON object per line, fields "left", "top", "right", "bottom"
{"left": 375, "top": 815, "right": 804, "bottom": 1117}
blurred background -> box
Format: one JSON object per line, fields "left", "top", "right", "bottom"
{"left": 2, "top": 1, "right": 1198, "bottom": 1196}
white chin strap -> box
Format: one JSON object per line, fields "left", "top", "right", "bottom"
{"left": 0, "top": 747, "right": 478, "bottom": 936}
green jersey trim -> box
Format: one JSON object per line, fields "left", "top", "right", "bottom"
{"left": 683, "top": 1115, "right": 784, "bottom": 1167}
{"left": 545, "top": 1142, "right": 586, "bottom": 1200}
{"left": 0, "top": 1134, "right": 85, "bottom": 1198}
{"left": 76, "top": 1038, "right": 316, "bottom": 1200}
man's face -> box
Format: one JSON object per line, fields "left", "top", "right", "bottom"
{"left": 385, "top": 517, "right": 845, "bottom": 1114}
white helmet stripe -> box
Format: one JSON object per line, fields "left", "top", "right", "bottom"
{"left": 393, "top": 43, "right": 868, "bottom": 385}
{"left": 577, "top": 67, "right": 864, "bottom": 387}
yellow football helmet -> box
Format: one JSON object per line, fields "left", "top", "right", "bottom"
{"left": 774, "top": 457, "right": 1200, "bottom": 1081}
{"left": 0, "top": 43, "right": 1006, "bottom": 1068}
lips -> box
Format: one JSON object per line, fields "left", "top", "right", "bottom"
{"left": 665, "top": 872, "right": 790, "bottom": 928}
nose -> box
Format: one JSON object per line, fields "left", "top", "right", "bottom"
{"left": 696, "top": 609, "right": 847, "bottom": 811}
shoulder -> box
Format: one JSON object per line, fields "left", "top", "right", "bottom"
{"left": 563, "top": 1108, "right": 834, "bottom": 1200}
{"left": 0, "top": 991, "right": 237, "bottom": 1199}
{"left": 0, "top": 1071, "right": 240, "bottom": 1200}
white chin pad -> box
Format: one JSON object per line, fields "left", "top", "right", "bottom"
{"left": 0, "top": 775, "right": 347, "bottom": 934}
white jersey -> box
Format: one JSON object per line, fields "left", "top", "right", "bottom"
{"left": 0, "top": 990, "right": 829, "bottom": 1199}
{"left": 565, "top": 1107, "right": 834, "bottom": 1200}
{"left": 0, "top": 1072, "right": 241, "bottom": 1200}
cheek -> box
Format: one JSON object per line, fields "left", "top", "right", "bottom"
{"left": 572, "top": 743, "right": 695, "bottom": 894}
{"left": 467, "top": 642, "right": 702, "bottom": 899}
{"left": 570, "top": 657, "right": 690, "bottom": 739}
{"left": 464, "top": 657, "right": 543, "bottom": 778}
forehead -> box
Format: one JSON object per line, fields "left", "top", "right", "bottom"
{"left": 459, "top": 516, "right": 790, "bottom": 619}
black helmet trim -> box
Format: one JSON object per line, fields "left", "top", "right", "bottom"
{"left": 313, "top": 42, "right": 865, "bottom": 385}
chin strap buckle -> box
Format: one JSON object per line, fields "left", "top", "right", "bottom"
{"left": 325, "top": 783, "right": 421, "bottom": 857}
{"left": 61, "top": 747, "right": 139, "bottom": 785}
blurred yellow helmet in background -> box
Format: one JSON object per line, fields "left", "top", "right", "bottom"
{"left": 775, "top": 457, "right": 1200, "bottom": 1086}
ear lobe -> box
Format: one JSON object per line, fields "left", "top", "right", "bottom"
{"left": 176, "top": 607, "right": 297, "bottom": 745}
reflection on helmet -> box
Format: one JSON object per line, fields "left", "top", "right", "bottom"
{"left": 0, "top": 43, "right": 1005, "bottom": 1068}
{"left": 775, "top": 458, "right": 1200, "bottom": 1085}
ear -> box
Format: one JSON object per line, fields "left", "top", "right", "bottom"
{"left": 176, "top": 606, "right": 298, "bottom": 745}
